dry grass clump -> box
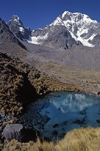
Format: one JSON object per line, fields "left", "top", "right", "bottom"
{"left": 28, "top": 70, "right": 79, "bottom": 96}
{"left": 2, "top": 127, "right": 100, "bottom": 151}
{"left": 57, "top": 127, "right": 100, "bottom": 151}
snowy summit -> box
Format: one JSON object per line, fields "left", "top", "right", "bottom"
{"left": 50, "top": 11, "right": 98, "bottom": 47}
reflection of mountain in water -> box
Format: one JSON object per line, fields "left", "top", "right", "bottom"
{"left": 51, "top": 93, "right": 99, "bottom": 113}
{"left": 20, "top": 91, "right": 100, "bottom": 141}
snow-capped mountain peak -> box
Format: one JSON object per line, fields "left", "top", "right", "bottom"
{"left": 7, "top": 11, "right": 100, "bottom": 49}
{"left": 50, "top": 11, "right": 97, "bottom": 28}
{"left": 61, "top": 11, "right": 97, "bottom": 24}
{"left": 7, "top": 15, "right": 31, "bottom": 39}
{"left": 49, "top": 11, "right": 99, "bottom": 47}
{"left": 62, "top": 11, "right": 72, "bottom": 19}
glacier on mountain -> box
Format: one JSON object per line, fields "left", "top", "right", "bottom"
{"left": 28, "top": 33, "right": 48, "bottom": 45}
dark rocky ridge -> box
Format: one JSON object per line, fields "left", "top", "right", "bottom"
{"left": 0, "top": 18, "right": 26, "bottom": 50}
{"left": 0, "top": 17, "right": 29, "bottom": 60}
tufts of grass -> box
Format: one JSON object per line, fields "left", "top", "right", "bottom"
{"left": 2, "top": 127, "right": 100, "bottom": 151}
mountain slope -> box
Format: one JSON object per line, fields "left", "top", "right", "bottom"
{"left": 0, "top": 17, "right": 28, "bottom": 58}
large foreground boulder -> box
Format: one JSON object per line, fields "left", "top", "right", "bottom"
{"left": 2, "top": 124, "right": 37, "bottom": 142}
{"left": 3, "top": 124, "right": 23, "bottom": 141}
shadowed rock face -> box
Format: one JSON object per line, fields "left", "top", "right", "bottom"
{"left": 0, "top": 17, "right": 29, "bottom": 59}
{"left": 42, "top": 25, "right": 81, "bottom": 49}
{"left": 0, "top": 18, "right": 18, "bottom": 43}
{"left": 90, "top": 34, "right": 100, "bottom": 48}
{"left": 0, "top": 18, "right": 26, "bottom": 48}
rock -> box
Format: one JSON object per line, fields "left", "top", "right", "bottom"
{"left": 2, "top": 124, "right": 37, "bottom": 142}
{"left": 3, "top": 124, "right": 23, "bottom": 141}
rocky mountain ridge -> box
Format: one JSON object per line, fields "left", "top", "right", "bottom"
{"left": 7, "top": 11, "right": 100, "bottom": 49}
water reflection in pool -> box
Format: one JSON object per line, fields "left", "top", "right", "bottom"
{"left": 20, "top": 91, "right": 100, "bottom": 141}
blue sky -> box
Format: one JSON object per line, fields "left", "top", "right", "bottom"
{"left": 0, "top": 0, "right": 100, "bottom": 30}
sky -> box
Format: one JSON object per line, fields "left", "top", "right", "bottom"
{"left": 0, "top": 0, "right": 100, "bottom": 30}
